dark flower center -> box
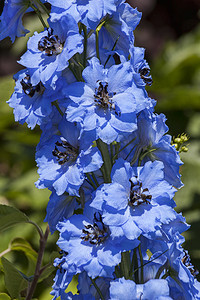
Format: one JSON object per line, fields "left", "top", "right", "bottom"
{"left": 129, "top": 178, "right": 152, "bottom": 208}
{"left": 20, "top": 75, "right": 45, "bottom": 97}
{"left": 182, "top": 250, "right": 199, "bottom": 277}
{"left": 38, "top": 28, "right": 64, "bottom": 56}
{"left": 139, "top": 66, "right": 153, "bottom": 86}
{"left": 81, "top": 212, "right": 109, "bottom": 246}
{"left": 94, "top": 81, "right": 117, "bottom": 113}
{"left": 52, "top": 140, "right": 78, "bottom": 165}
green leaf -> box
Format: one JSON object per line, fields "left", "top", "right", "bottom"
{"left": 49, "top": 251, "right": 59, "bottom": 264}
{"left": 0, "top": 293, "right": 11, "bottom": 300}
{"left": 10, "top": 238, "right": 37, "bottom": 277}
{"left": 1, "top": 257, "right": 28, "bottom": 299}
{"left": 10, "top": 238, "right": 37, "bottom": 262}
{"left": 0, "top": 205, "right": 29, "bottom": 232}
{"left": 38, "top": 265, "right": 55, "bottom": 283}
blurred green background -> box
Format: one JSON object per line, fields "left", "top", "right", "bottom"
{"left": 0, "top": 0, "right": 200, "bottom": 298}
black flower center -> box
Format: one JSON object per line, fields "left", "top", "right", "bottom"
{"left": 94, "top": 81, "right": 117, "bottom": 112}
{"left": 129, "top": 178, "right": 152, "bottom": 208}
{"left": 20, "top": 75, "right": 45, "bottom": 97}
{"left": 139, "top": 66, "right": 153, "bottom": 86}
{"left": 182, "top": 250, "right": 199, "bottom": 277}
{"left": 38, "top": 28, "right": 64, "bottom": 56}
{"left": 81, "top": 212, "right": 109, "bottom": 246}
{"left": 52, "top": 140, "right": 78, "bottom": 165}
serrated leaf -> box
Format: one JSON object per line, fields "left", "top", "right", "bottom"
{"left": 1, "top": 257, "right": 28, "bottom": 299}
{"left": 0, "top": 205, "right": 29, "bottom": 232}
{"left": 0, "top": 293, "right": 11, "bottom": 300}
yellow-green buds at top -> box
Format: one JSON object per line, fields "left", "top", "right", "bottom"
{"left": 172, "top": 133, "right": 189, "bottom": 153}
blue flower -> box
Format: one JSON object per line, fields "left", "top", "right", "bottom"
{"left": 45, "top": 190, "right": 80, "bottom": 233}
{"left": 0, "top": 0, "right": 30, "bottom": 42}
{"left": 109, "top": 277, "right": 172, "bottom": 300}
{"left": 56, "top": 208, "right": 140, "bottom": 278}
{"left": 119, "top": 109, "right": 183, "bottom": 188}
{"left": 51, "top": 256, "right": 80, "bottom": 300}
{"left": 7, "top": 69, "right": 65, "bottom": 129}
{"left": 47, "top": 0, "right": 121, "bottom": 30}
{"left": 138, "top": 220, "right": 200, "bottom": 300}
{"left": 36, "top": 117, "right": 103, "bottom": 196}
{"left": 78, "top": 272, "right": 110, "bottom": 299}
{"left": 19, "top": 13, "right": 83, "bottom": 85}
{"left": 130, "top": 45, "right": 153, "bottom": 87}
{"left": 166, "top": 238, "right": 200, "bottom": 300}
{"left": 98, "top": 3, "right": 142, "bottom": 59}
{"left": 64, "top": 58, "right": 141, "bottom": 145}
{"left": 90, "top": 158, "right": 177, "bottom": 240}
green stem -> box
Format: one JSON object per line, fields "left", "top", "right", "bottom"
{"left": 87, "top": 29, "right": 94, "bottom": 39}
{"left": 138, "top": 243, "right": 144, "bottom": 283}
{"left": 82, "top": 24, "right": 88, "bottom": 68}
{"left": 95, "top": 30, "right": 100, "bottom": 61}
{"left": 121, "top": 251, "right": 131, "bottom": 279}
{"left": 29, "top": 2, "right": 47, "bottom": 28}
{"left": 134, "top": 249, "right": 169, "bottom": 274}
{"left": 90, "top": 278, "right": 105, "bottom": 300}
{"left": 112, "top": 137, "right": 136, "bottom": 162}
{"left": 114, "top": 142, "right": 120, "bottom": 162}
{"left": 132, "top": 249, "right": 139, "bottom": 283}
{"left": 104, "top": 36, "right": 120, "bottom": 68}
{"left": 115, "top": 265, "right": 122, "bottom": 278}
{"left": 68, "top": 64, "right": 79, "bottom": 81}
{"left": 27, "top": 221, "right": 43, "bottom": 239}
{"left": 26, "top": 225, "right": 50, "bottom": 300}
{"left": 91, "top": 172, "right": 99, "bottom": 188}
{"left": 129, "top": 250, "right": 136, "bottom": 279}
{"left": 125, "top": 144, "right": 138, "bottom": 162}
{"left": 110, "top": 143, "right": 114, "bottom": 163}
{"left": 31, "top": 0, "right": 50, "bottom": 16}
{"left": 161, "top": 272, "right": 170, "bottom": 280}
{"left": 86, "top": 173, "right": 97, "bottom": 190}
{"left": 52, "top": 101, "right": 64, "bottom": 117}
{"left": 69, "top": 58, "right": 84, "bottom": 82}
{"left": 129, "top": 145, "right": 141, "bottom": 166}
{"left": 95, "top": 19, "right": 106, "bottom": 62}
{"left": 96, "top": 139, "right": 112, "bottom": 183}
{"left": 155, "top": 261, "right": 168, "bottom": 279}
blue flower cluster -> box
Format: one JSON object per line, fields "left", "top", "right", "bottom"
{"left": 3, "top": 0, "right": 200, "bottom": 299}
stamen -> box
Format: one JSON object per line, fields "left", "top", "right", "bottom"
{"left": 94, "top": 81, "right": 119, "bottom": 115}
{"left": 52, "top": 140, "right": 78, "bottom": 165}
{"left": 20, "top": 75, "right": 45, "bottom": 97}
{"left": 81, "top": 213, "right": 109, "bottom": 246}
{"left": 38, "top": 28, "right": 64, "bottom": 56}
{"left": 129, "top": 178, "right": 152, "bottom": 207}
{"left": 139, "top": 66, "right": 153, "bottom": 86}
{"left": 182, "top": 250, "right": 199, "bottom": 277}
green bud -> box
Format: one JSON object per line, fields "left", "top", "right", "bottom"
{"left": 181, "top": 135, "right": 189, "bottom": 142}
{"left": 174, "top": 137, "right": 181, "bottom": 143}
{"left": 181, "top": 146, "right": 188, "bottom": 152}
